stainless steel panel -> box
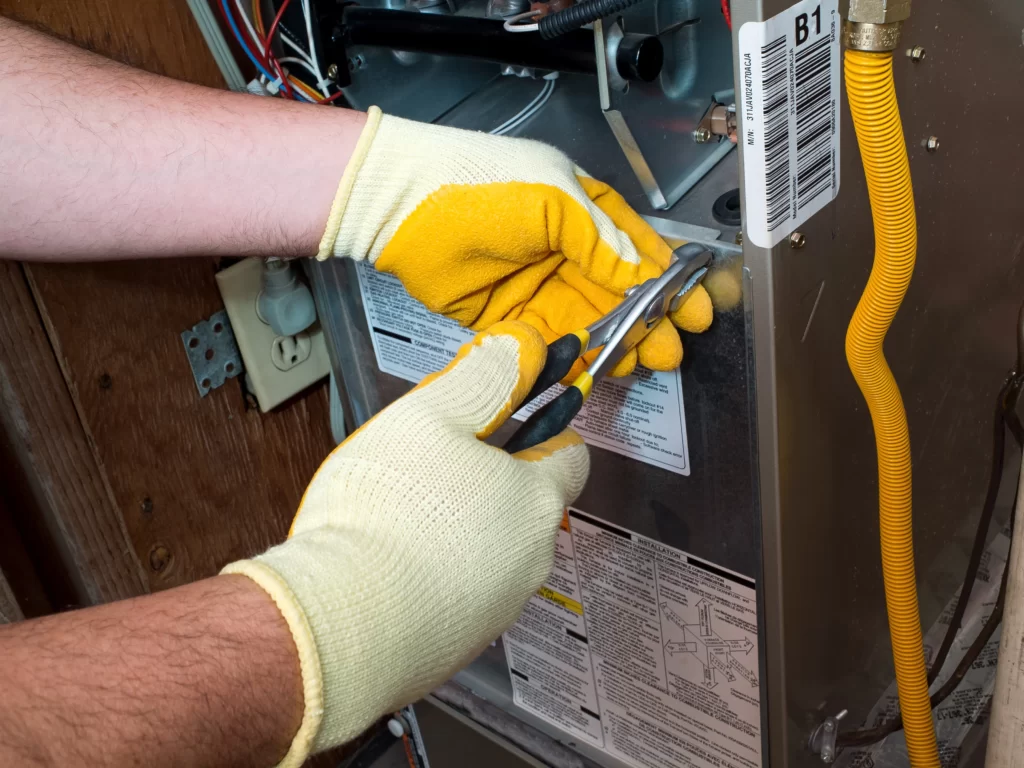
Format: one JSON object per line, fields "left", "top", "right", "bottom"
{"left": 600, "top": 0, "right": 739, "bottom": 207}
{"left": 735, "top": 0, "right": 1024, "bottom": 764}
{"left": 311, "top": 71, "right": 760, "bottom": 764}
{"left": 338, "top": 0, "right": 738, "bottom": 208}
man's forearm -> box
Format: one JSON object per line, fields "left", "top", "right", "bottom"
{"left": 0, "top": 575, "right": 303, "bottom": 767}
{"left": 0, "top": 16, "right": 364, "bottom": 260}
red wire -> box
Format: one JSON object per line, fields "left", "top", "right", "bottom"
{"left": 263, "top": 0, "right": 306, "bottom": 100}
{"left": 319, "top": 90, "right": 345, "bottom": 104}
{"left": 721, "top": 0, "right": 732, "bottom": 29}
{"left": 263, "top": 0, "right": 295, "bottom": 62}
{"left": 216, "top": 0, "right": 269, "bottom": 67}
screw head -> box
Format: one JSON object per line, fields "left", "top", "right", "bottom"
{"left": 326, "top": 63, "right": 339, "bottom": 82}
{"left": 735, "top": 231, "right": 744, "bottom": 245}
{"left": 906, "top": 46, "right": 926, "bottom": 61}
{"left": 925, "top": 136, "right": 940, "bottom": 152}
{"left": 693, "top": 127, "right": 712, "bottom": 144}
{"left": 789, "top": 231, "right": 807, "bottom": 249}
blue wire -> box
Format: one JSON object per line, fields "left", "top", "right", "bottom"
{"left": 220, "top": 0, "right": 276, "bottom": 81}
{"left": 219, "top": 0, "right": 315, "bottom": 102}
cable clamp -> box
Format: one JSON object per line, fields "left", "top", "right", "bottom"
{"left": 808, "top": 709, "right": 848, "bottom": 764}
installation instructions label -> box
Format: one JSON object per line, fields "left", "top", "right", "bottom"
{"left": 504, "top": 508, "right": 761, "bottom": 768}
{"left": 738, "top": 0, "right": 840, "bottom": 248}
{"left": 356, "top": 264, "right": 691, "bottom": 475}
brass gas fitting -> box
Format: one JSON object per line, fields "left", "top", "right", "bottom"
{"left": 842, "top": 0, "right": 909, "bottom": 51}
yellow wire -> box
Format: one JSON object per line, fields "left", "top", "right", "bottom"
{"left": 252, "top": 0, "right": 325, "bottom": 102}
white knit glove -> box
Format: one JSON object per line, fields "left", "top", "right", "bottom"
{"left": 223, "top": 322, "right": 589, "bottom": 766}
{"left": 316, "top": 106, "right": 714, "bottom": 379}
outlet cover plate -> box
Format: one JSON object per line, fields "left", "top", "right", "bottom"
{"left": 215, "top": 258, "right": 330, "bottom": 412}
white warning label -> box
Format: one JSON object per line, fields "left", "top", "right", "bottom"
{"left": 355, "top": 263, "right": 691, "bottom": 475}
{"left": 504, "top": 508, "right": 761, "bottom": 768}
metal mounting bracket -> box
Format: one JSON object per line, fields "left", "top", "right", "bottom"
{"left": 180, "top": 309, "right": 243, "bottom": 397}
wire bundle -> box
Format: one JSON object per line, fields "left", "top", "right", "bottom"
{"left": 217, "top": 0, "right": 344, "bottom": 104}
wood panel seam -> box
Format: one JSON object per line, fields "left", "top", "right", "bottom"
{"left": 0, "top": 262, "right": 148, "bottom": 603}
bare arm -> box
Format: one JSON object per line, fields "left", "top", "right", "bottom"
{"left": 0, "top": 575, "right": 303, "bottom": 767}
{"left": 0, "top": 16, "right": 364, "bottom": 261}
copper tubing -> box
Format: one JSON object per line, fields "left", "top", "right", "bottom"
{"left": 844, "top": 49, "right": 939, "bottom": 767}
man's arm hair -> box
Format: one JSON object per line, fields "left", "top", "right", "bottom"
{"left": 0, "top": 16, "right": 365, "bottom": 261}
{"left": 0, "top": 575, "right": 304, "bottom": 767}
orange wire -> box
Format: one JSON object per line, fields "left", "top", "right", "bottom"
{"left": 401, "top": 734, "right": 417, "bottom": 768}
{"left": 289, "top": 76, "right": 323, "bottom": 101}
{"left": 253, "top": 0, "right": 264, "bottom": 35}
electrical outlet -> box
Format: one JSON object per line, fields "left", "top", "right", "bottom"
{"left": 271, "top": 333, "right": 313, "bottom": 371}
{"left": 215, "top": 258, "right": 330, "bottom": 412}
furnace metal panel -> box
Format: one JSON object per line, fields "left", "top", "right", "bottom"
{"left": 736, "top": 0, "right": 1024, "bottom": 764}
{"left": 311, "top": 67, "right": 764, "bottom": 766}
{"left": 308, "top": 2, "right": 1024, "bottom": 765}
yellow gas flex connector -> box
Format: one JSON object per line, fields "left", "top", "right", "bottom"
{"left": 842, "top": 0, "right": 940, "bottom": 765}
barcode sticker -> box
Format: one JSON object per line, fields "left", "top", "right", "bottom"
{"left": 739, "top": 0, "right": 840, "bottom": 248}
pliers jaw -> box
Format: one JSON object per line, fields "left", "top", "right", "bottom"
{"left": 585, "top": 244, "right": 712, "bottom": 381}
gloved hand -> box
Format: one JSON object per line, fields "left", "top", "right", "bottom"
{"left": 317, "top": 106, "right": 713, "bottom": 378}
{"left": 224, "top": 322, "right": 589, "bottom": 767}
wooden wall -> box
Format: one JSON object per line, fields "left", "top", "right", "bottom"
{"left": 0, "top": 1, "right": 335, "bottom": 606}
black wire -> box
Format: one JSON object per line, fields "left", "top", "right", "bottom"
{"left": 930, "top": 505, "right": 1012, "bottom": 704}
{"left": 537, "top": 0, "right": 647, "bottom": 39}
{"left": 838, "top": 537, "right": 1011, "bottom": 748}
{"left": 837, "top": 499, "right": 1015, "bottom": 748}
{"left": 835, "top": 373, "right": 1023, "bottom": 749}
{"left": 925, "top": 377, "right": 1012, "bottom": 685}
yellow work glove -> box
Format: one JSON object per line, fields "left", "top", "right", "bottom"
{"left": 223, "top": 322, "right": 589, "bottom": 767}
{"left": 318, "top": 106, "right": 713, "bottom": 378}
